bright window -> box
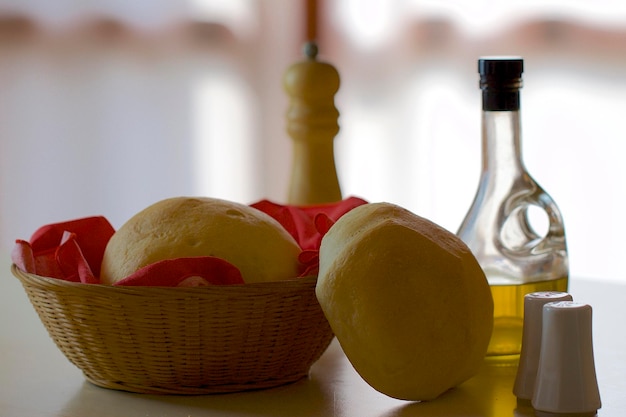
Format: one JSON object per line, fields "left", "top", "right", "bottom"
{"left": 1, "top": 0, "right": 625, "bottom": 283}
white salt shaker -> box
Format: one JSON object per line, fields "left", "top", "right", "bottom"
{"left": 513, "top": 291, "right": 573, "bottom": 405}
{"left": 532, "top": 301, "right": 601, "bottom": 416}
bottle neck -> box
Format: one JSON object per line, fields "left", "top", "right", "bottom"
{"left": 482, "top": 89, "right": 520, "bottom": 112}
{"left": 481, "top": 109, "right": 524, "bottom": 178}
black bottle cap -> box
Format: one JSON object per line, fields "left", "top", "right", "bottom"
{"left": 479, "top": 57, "right": 523, "bottom": 111}
{"left": 479, "top": 56, "right": 523, "bottom": 90}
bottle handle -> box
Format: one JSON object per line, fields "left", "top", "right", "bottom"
{"left": 499, "top": 186, "right": 566, "bottom": 256}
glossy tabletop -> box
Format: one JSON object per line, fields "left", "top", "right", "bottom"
{"left": 2, "top": 263, "right": 625, "bottom": 417}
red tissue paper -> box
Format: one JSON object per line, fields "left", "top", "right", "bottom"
{"left": 251, "top": 196, "right": 367, "bottom": 276}
{"left": 11, "top": 197, "right": 367, "bottom": 287}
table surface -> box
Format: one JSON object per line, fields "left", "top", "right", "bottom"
{"left": 2, "top": 263, "right": 625, "bottom": 417}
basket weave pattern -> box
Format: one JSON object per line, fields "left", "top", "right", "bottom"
{"left": 12, "top": 265, "right": 334, "bottom": 394}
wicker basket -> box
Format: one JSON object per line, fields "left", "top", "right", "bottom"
{"left": 11, "top": 264, "right": 334, "bottom": 394}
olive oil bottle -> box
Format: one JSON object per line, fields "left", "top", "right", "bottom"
{"left": 457, "top": 57, "right": 569, "bottom": 362}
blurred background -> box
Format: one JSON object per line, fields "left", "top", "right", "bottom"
{"left": 1, "top": 0, "right": 625, "bottom": 283}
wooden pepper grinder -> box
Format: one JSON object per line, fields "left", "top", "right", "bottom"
{"left": 284, "top": 42, "right": 342, "bottom": 205}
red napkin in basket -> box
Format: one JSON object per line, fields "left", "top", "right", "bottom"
{"left": 12, "top": 216, "right": 114, "bottom": 284}
{"left": 11, "top": 197, "right": 368, "bottom": 286}
{"left": 114, "top": 257, "right": 244, "bottom": 286}
{"left": 251, "top": 196, "right": 368, "bottom": 276}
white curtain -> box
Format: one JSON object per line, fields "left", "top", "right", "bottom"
{"left": 2, "top": 0, "right": 626, "bottom": 283}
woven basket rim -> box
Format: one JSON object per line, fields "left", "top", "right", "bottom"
{"left": 11, "top": 263, "right": 317, "bottom": 294}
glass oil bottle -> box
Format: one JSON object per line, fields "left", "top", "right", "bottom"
{"left": 457, "top": 57, "right": 568, "bottom": 362}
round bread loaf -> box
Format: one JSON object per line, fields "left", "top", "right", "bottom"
{"left": 316, "top": 202, "right": 493, "bottom": 401}
{"left": 100, "top": 197, "right": 302, "bottom": 285}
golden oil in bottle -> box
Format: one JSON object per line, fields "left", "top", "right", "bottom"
{"left": 486, "top": 276, "right": 568, "bottom": 361}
